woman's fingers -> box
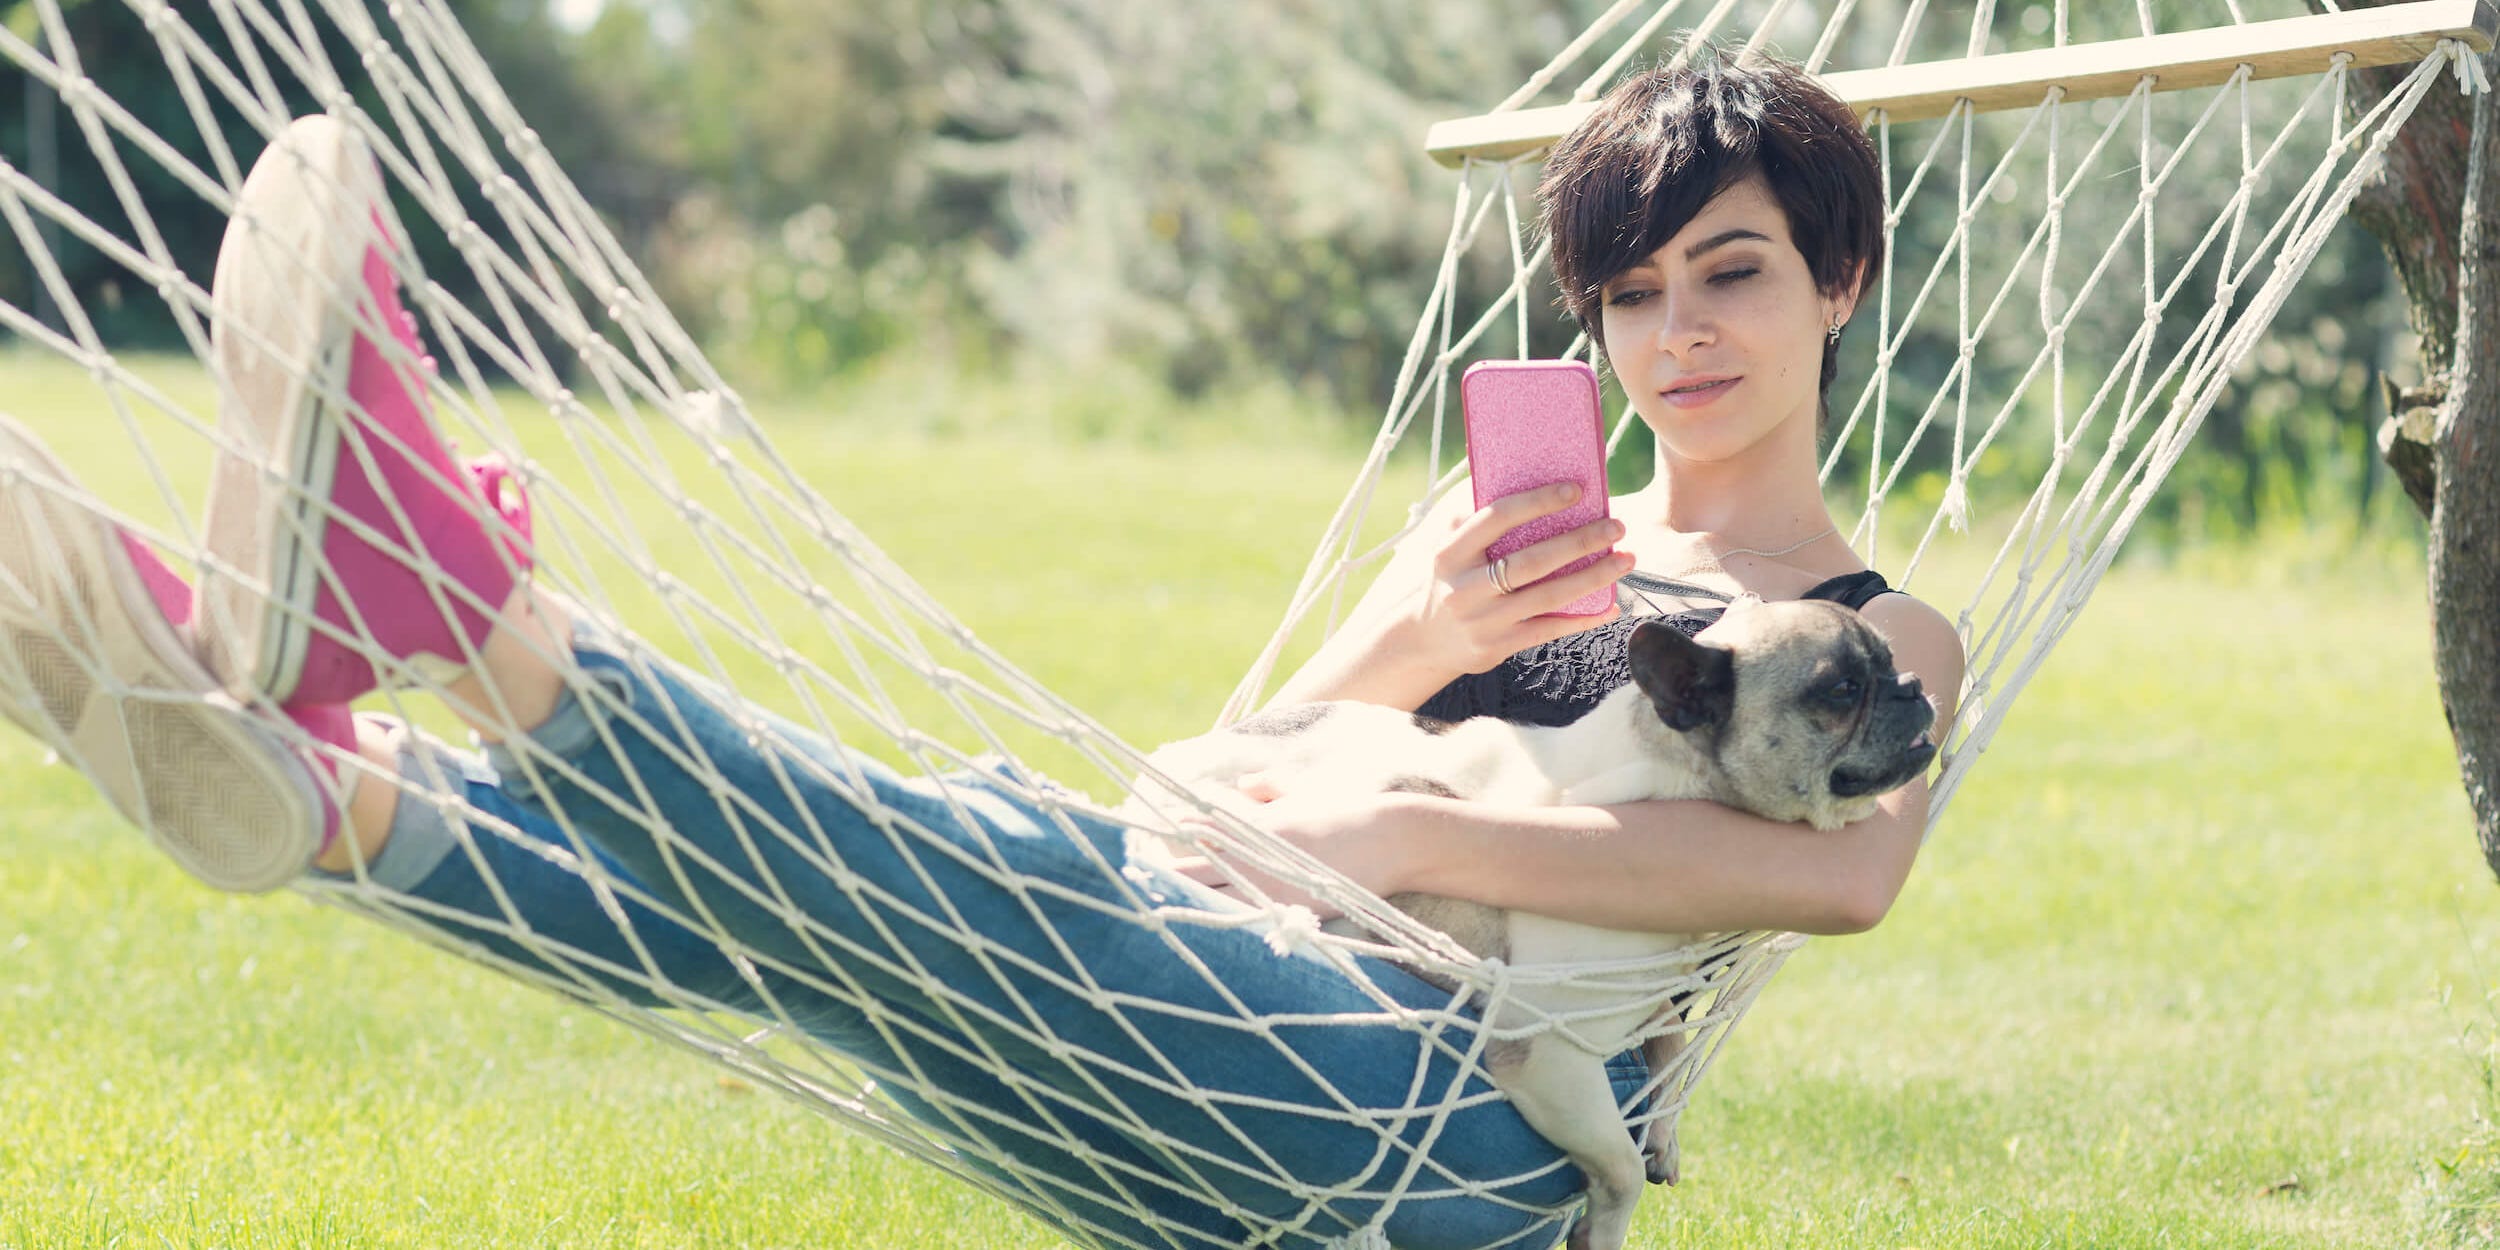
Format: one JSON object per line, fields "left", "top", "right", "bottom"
{"left": 1444, "top": 489, "right": 1623, "bottom": 595}
{"left": 1506, "top": 548, "right": 1635, "bottom": 618}
{"left": 1169, "top": 854, "right": 1238, "bottom": 890}
{"left": 1234, "top": 770, "right": 1284, "bottom": 803}
{"left": 1415, "top": 482, "right": 1631, "bottom": 673}
{"left": 1166, "top": 838, "right": 1342, "bottom": 918}
{"left": 1439, "top": 481, "right": 1587, "bottom": 575}
{"left": 1506, "top": 591, "right": 1625, "bottom": 652}
{"left": 1470, "top": 520, "right": 1631, "bottom": 624}
{"left": 1499, "top": 516, "right": 1629, "bottom": 590}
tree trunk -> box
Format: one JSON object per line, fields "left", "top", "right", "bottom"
{"left": 2332, "top": 4, "right": 2500, "bottom": 878}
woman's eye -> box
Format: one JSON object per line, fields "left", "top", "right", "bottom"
{"left": 1707, "top": 267, "right": 1761, "bottom": 287}
{"left": 1606, "top": 288, "right": 1655, "bottom": 307}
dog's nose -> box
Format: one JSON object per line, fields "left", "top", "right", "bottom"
{"left": 1885, "top": 671, "right": 1923, "bottom": 701}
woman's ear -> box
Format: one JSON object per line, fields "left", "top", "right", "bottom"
{"left": 1830, "top": 258, "right": 1870, "bottom": 328}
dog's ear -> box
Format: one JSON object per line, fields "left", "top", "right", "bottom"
{"left": 1627, "top": 620, "right": 1736, "bottom": 732}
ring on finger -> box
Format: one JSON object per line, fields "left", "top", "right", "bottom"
{"left": 1487, "top": 555, "right": 1517, "bottom": 595}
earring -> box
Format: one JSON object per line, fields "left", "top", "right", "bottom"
{"left": 1826, "top": 315, "right": 1843, "bottom": 344}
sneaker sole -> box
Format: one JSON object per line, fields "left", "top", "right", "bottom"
{"left": 0, "top": 417, "right": 323, "bottom": 893}
{"left": 203, "top": 115, "right": 373, "bottom": 708}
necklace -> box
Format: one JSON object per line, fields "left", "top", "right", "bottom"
{"left": 1649, "top": 523, "right": 1838, "bottom": 585}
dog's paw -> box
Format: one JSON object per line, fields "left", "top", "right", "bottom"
{"left": 1565, "top": 1212, "right": 1632, "bottom": 1250}
{"left": 1644, "top": 1130, "right": 1680, "bottom": 1187}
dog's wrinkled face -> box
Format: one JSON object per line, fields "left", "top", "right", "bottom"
{"left": 1627, "top": 599, "right": 1937, "bottom": 829}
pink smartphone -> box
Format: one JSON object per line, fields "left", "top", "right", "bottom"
{"left": 1460, "top": 358, "right": 1616, "bottom": 616}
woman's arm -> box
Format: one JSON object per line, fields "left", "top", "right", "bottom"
{"left": 1226, "top": 590, "right": 1966, "bottom": 935}
{"left": 1266, "top": 481, "right": 1631, "bottom": 711}
{"left": 1381, "top": 780, "right": 1928, "bottom": 935}
{"left": 1412, "top": 590, "right": 1964, "bottom": 933}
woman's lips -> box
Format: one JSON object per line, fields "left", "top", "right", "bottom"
{"left": 1661, "top": 376, "right": 1740, "bottom": 409}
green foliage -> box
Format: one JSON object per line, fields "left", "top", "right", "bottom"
{"left": 0, "top": 0, "right": 670, "bottom": 400}
{"left": 0, "top": 0, "right": 2441, "bottom": 542}
{"left": 599, "top": 0, "right": 1619, "bottom": 397}
{"left": 670, "top": 199, "right": 935, "bottom": 389}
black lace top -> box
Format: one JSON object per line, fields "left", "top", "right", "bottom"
{"left": 1413, "top": 569, "right": 1895, "bottom": 728}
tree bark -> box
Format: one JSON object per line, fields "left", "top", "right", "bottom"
{"left": 2332, "top": 4, "right": 2500, "bottom": 879}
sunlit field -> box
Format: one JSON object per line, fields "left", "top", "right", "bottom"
{"left": 0, "top": 352, "right": 2491, "bottom": 1249}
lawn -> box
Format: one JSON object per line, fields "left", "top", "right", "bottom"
{"left": 0, "top": 354, "right": 2492, "bottom": 1248}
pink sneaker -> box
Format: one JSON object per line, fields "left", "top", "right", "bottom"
{"left": 0, "top": 415, "right": 338, "bottom": 892}
{"left": 202, "top": 114, "right": 532, "bottom": 709}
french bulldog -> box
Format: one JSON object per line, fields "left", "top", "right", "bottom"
{"left": 1126, "top": 595, "right": 1938, "bottom": 1250}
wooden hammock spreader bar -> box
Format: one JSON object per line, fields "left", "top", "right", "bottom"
{"left": 1423, "top": 0, "right": 2499, "bottom": 167}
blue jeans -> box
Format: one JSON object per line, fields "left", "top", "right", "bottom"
{"left": 327, "top": 627, "right": 1646, "bottom": 1249}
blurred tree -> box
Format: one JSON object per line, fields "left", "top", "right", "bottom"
{"left": 2328, "top": 0, "right": 2500, "bottom": 880}
{"left": 629, "top": 0, "right": 1628, "bottom": 399}
{"left": 0, "top": 0, "right": 673, "bottom": 355}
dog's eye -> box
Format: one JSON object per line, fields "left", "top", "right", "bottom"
{"left": 1821, "top": 678, "right": 1861, "bottom": 705}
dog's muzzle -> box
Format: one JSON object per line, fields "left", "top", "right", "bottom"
{"left": 1828, "top": 672, "right": 1937, "bottom": 799}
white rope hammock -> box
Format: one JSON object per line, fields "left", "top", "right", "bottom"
{"left": 0, "top": 1, "right": 2485, "bottom": 1246}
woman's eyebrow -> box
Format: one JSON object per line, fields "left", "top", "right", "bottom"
{"left": 1613, "top": 226, "right": 1774, "bottom": 279}
{"left": 1683, "top": 227, "right": 1772, "bottom": 260}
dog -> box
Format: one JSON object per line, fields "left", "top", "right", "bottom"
{"left": 1125, "top": 596, "right": 1938, "bottom": 1250}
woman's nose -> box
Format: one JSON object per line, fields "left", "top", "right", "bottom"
{"left": 1655, "top": 296, "right": 1713, "bottom": 356}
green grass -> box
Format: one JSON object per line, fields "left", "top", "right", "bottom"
{"left": 0, "top": 352, "right": 2495, "bottom": 1248}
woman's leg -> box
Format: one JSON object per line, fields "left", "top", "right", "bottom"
{"left": 0, "top": 413, "right": 1255, "bottom": 1249}
{"left": 473, "top": 623, "right": 1593, "bottom": 1249}
{"left": 335, "top": 724, "right": 1277, "bottom": 1250}
{"left": 197, "top": 116, "right": 1309, "bottom": 1250}
{"left": 197, "top": 115, "right": 1605, "bottom": 1249}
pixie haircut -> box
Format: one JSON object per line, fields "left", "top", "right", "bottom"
{"left": 1539, "top": 53, "right": 1884, "bottom": 399}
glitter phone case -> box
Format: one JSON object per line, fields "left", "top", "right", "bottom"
{"left": 1460, "top": 358, "right": 1615, "bottom": 616}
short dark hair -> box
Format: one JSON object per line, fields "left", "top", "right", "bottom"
{"left": 1538, "top": 53, "right": 1885, "bottom": 400}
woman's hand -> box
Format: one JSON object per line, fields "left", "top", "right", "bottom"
{"left": 1263, "top": 481, "right": 1631, "bottom": 711}
{"left": 1407, "top": 482, "right": 1633, "bottom": 676}
{"left": 1169, "top": 774, "right": 1419, "bottom": 919}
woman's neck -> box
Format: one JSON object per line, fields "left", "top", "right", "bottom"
{"left": 1646, "top": 415, "right": 1835, "bottom": 546}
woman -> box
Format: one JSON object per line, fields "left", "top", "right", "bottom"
{"left": 1239, "top": 56, "right": 1962, "bottom": 938}
{"left": 0, "top": 53, "right": 1959, "bottom": 1250}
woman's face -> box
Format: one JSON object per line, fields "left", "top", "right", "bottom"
{"left": 1598, "top": 174, "right": 1852, "bottom": 467}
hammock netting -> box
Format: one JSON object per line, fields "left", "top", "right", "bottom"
{"left": 0, "top": 0, "right": 2484, "bottom": 1245}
